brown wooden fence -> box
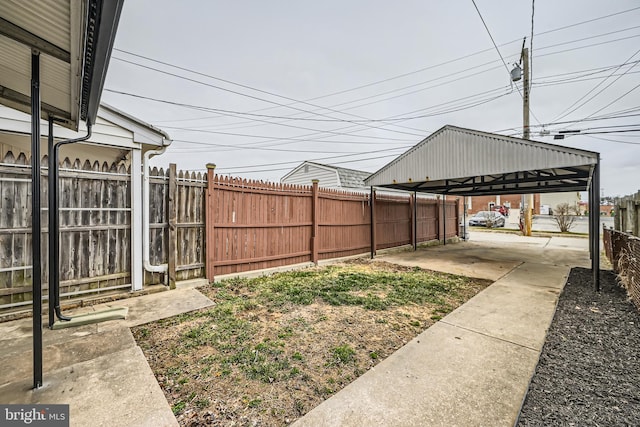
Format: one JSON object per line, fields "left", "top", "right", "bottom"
{"left": 603, "top": 227, "right": 640, "bottom": 310}
{"left": 205, "top": 170, "right": 459, "bottom": 280}
{"left": 0, "top": 154, "right": 205, "bottom": 312}
{"left": 0, "top": 151, "right": 132, "bottom": 310}
{"left": 1, "top": 153, "right": 459, "bottom": 313}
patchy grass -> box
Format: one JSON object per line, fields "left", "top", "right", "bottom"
{"left": 132, "top": 259, "right": 490, "bottom": 426}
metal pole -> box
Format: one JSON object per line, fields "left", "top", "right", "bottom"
{"left": 47, "top": 117, "right": 55, "bottom": 327}
{"left": 370, "top": 186, "right": 375, "bottom": 259}
{"left": 463, "top": 196, "right": 467, "bottom": 241}
{"left": 31, "top": 50, "right": 43, "bottom": 389}
{"left": 592, "top": 160, "right": 601, "bottom": 291}
{"left": 443, "top": 195, "right": 446, "bottom": 246}
{"left": 413, "top": 191, "right": 417, "bottom": 251}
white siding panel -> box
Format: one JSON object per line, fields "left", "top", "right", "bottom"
{"left": 282, "top": 164, "right": 338, "bottom": 187}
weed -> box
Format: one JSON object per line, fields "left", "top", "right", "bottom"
{"left": 293, "top": 399, "right": 305, "bottom": 415}
{"left": 172, "top": 401, "right": 186, "bottom": 415}
{"left": 248, "top": 398, "right": 262, "bottom": 408}
{"left": 431, "top": 314, "right": 443, "bottom": 321}
{"left": 331, "top": 344, "right": 356, "bottom": 365}
{"left": 410, "top": 320, "right": 421, "bottom": 327}
{"left": 369, "top": 351, "right": 379, "bottom": 360}
{"left": 292, "top": 352, "right": 304, "bottom": 361}
{"left": 195, "top": 398, "right": 210, "bottom": 409}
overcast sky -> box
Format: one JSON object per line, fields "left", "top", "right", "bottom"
{"left": 102, "top": 1, "right": 640, "bottom": 197}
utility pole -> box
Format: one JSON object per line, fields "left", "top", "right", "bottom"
{"left": 522, "top": 47, "right": 533, "bottom": 236}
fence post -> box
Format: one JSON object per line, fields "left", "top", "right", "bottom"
{"left": 205, "top": 163, "right": 216, "bottom": 282}
{"left": 311, "top": 179, "right": 319, "bottom": 264}
{"left": 370, "top": 187, "right": 377, "bottom": 258}
{"left": 168, "top": 163, "right": 177, "bottom": 289}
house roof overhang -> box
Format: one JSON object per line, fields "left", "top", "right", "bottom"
{"left": 0, "top": 0, "right": 124, "bottom": 131}
{"left": 365, "top": 125, "right": 600, "bottom": 196}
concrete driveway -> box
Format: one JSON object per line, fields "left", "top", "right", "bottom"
{"left": 379, "top": 231, "right": 591, "bottom": 281}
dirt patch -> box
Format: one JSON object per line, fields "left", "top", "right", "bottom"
{"left": 133, "top": 259, "right": 491, "bottom": 426}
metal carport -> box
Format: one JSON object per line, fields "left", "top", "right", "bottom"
{"left": 365, "top": 125, "right": 601, "bottom": 291}
{"left": 1, "top": 0, "right": 124, "bottom": 388}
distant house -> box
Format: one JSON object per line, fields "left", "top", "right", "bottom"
{"left": 281, "top": 161, "right": 371, "bottom": 191}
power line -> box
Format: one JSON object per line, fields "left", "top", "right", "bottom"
{"left": 104, "top": 89, "right": 416, "bottom": 142}
{"left": 470, "top": 0, "right": 541, "bottom": 126}
{"left": 585, "top": 135, "right": 640, "bottom": 145}
{"left": 114, "top": 15, "right": 640, "bottom": 131}
{"left": 551, "top": 48, "right": 640, "bottom": 122}
{"left": 111, "top": 52, "right": 426, "bottom": 138}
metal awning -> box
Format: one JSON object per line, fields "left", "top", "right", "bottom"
{"left": 0, "top": 0, "right": 124, "bottom": 130}
{"left": 366, "top": 125, "right": 599, "bottom": 195}
{"left": 365, "top": 125, "right": 601, "bottom": 292}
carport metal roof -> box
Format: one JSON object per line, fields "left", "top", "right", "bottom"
{"left": 0, "top": 0, "right": 124, "bottom": 130}
{"left": 365, "top": 125, "right": 599, "bottom": 196}
{"left": 365, "top": 125, "right": 601, "bottom": 292}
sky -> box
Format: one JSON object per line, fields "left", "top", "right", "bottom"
{"left": 102, "top": 1, "right": 640, "bottom": 197}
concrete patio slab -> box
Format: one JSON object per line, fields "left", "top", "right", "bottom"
{"left": 378, "top": 244, "right": 522, "bottom": 281}
{"left": 0, "top": 327, "right": 135, "bottom": 388}
{"left": 0, "top": 346, "right": 178, "bottom": 427}
{"left": 0, "top": 287, "right": 215, "bottom": 426}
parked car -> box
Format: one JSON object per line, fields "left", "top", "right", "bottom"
{"left": 469, "top": 211, "right": 506, "bottom": 228}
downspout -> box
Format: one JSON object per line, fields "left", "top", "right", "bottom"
{"left": 143, "top": 142, "right": 169, "bottom": 283}
{"left": 49, "top": 121, "right": 93, "bottom": 325}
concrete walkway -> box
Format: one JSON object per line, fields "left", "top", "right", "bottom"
{"left": 0, "top": 286, "right": 213, "bottom": 427}
{"left": 293, "top": 232, "right": 590, "bottom": 427}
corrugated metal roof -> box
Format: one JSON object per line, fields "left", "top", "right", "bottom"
{"left": 366, "top": 125, "right": 599, "bottom": 196}
{"left": 0, "top": 0, "right": 123, "bottom": 130}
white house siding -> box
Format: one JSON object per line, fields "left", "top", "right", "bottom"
{"left": 0, "top": 106, "right": 135, "bottom": 164}
{"left": 282, "top": 164, "right": 339, "bottom": 187}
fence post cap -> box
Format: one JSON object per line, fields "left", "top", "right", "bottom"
{"left": 311, "top": 179, "right": 319, "bottom": 183}
{"left": 206, "top": 163, "right": 217, "bottom": 170}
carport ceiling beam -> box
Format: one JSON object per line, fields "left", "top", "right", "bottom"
{"left": 0, "top": 17, "right": 70, "bottom": 63}
{"left": 441, "top": 183, "right": 589, "bottom": 196}
{"left": 415, "top": 170, "right": 590, "bottom": 192}
{"left": 0, "top": 85, "right": 72, "bottom": 120}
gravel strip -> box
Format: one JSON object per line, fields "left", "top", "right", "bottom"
{"left": 518, "top": 267, "right": 640, "bottom": 426}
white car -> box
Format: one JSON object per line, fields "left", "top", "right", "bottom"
{"left": 468, "top": 211, "right": 506, "bottom": 227}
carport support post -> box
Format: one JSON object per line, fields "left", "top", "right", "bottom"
{"left": 590, "top": 160, "right": 601, "bottom": 291}
{"left": 442, "top": 195, "right": 446, "bottom": 246}
{"left": 31, "top": 50, "right": 43, "bottom": 389}
{"left": 413, "top": 191, "right": 417, "bottom": 251}
{"left": 370, "top": 186, "right": 376, "bottom": 258}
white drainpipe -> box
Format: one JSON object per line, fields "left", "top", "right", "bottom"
{"left": 143, "top": 143, "right": 169, "bottom": 282}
